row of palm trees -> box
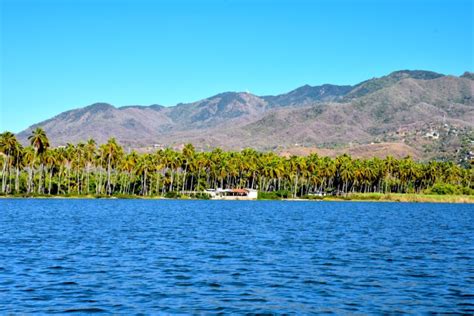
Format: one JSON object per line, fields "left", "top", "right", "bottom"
{"left": 1, "top": 128, "right": 472, "bottom": 197}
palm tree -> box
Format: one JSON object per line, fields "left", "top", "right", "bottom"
{"left": 135, "top": 155, "right": 151, "bottom": 195}
{"left": 12, "top": 144, "right": 24, "bottom": 193}
{"left": 84, "top": 139, "right": 97, "bottom": 194}
{"left": 337, "top": 154, "right": 354, "bottom": 194}
{"left": 0, "top": 132, "right": 21, "bottom": 193}
{"left": 100, "top": 138, "right": 123, "bottom": 195}
{"left": 23, "top": 146, "right": 36, "bottom": 194}
{"left": 121, "top": 151, "right": 138, "bottom": 195}
{"left": 43, "top": 150, "right": 57, "bottom": 194}
{"left": 28, "top": 128, "right": 50, "bottom": 154}
{"left": 181, "top": 143, "right": 195, "bottom": 193}
{"left": 28, "top": 128, "right": 50, "bottom": 194}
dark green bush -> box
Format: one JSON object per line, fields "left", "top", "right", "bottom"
{"left": 427, "top": 183, "right": 461, "bottom": 195}
{"left": 164, "top": 191, "right": 180, "bottom": 199}
{"left": 189, "top": 192, "right": 211, "bottom": 200}
{"left": 258, "top": 190, "right": 290, "bottom": 200}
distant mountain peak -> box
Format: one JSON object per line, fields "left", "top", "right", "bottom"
{"left": 387, "top": 69, "right": 444, "bottom": 80}
{"left": 209, "top": 91, "right": 257, "bottom": 100}
{"left": 344, "top": 69, "right": 446, "bottom": 100}
{"left": 202, "top": 91, "right": 263, "bottom": 108}
{"left": 264, "top": 83, "right": 352, "bottom": 107}
{"left": 119, "top": 104, "right": 165, "bottom": 110}
{"left": 85, "top": 102, "right": 115, "bottom": 110}
{"left": 461, "top": 71, "right": 474, "bottom": 80}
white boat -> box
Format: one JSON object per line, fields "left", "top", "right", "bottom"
{"left": 205, "top": 188, "right": 258, "bottom": 200}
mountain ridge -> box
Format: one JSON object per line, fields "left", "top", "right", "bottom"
{"left": 16, "top": 70, "right": 473, "bottom": 160}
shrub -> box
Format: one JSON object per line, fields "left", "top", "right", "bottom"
{"left": 258, "top": 190, "right": 292, "bottom": 199}
{"left": 189, "top": 192, "right": 211, "bottom": 200}
{"left": 164, "top": 191, "right": 180, "bottom": 199}
{"left": 461, "top": 187, "right": 474, "bottom": 195}
{"left": 275, "top": 190, "right": 290, "bottom": 198}
{"left": 302, "top": 194, "right": 324, "bottom": 200}
{"left": 427, "top": 183, "right": 461, "bottom": 195}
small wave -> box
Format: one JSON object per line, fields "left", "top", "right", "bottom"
{"left": 208, "top": 282, "right": 221, "bottom": 288}
{"left": 240, "top": 297, "right": 267, "bottom": 303}
{"left": 64, "top": 307, "right": 106, "bottom": 313}
{"left": 31, "top": 296, "right": 52, "bottom": 301}
{"left": 175, "top": 282, "right": 193, "bottom": 287}
{"left": 269, "top": 284, "right": 283, "bottom": 288}
{"left": 406, "top": 273, "right": 435, "bottom": 278}
{"left": 303, "top": 279, "right": 327, "bottom": 285}
{"left": 210, "top": 254, "right": 229, "bottom": 259}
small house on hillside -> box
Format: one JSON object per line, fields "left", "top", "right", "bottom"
{"left": 424, "top": 131, "right": 439, "bottom": 140}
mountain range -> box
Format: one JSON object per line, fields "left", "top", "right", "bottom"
{"left": 17, "top": 70, "right": 474, "bottom": 160}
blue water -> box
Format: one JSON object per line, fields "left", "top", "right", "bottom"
{"left": 0, "top": 199, "right": 473, "bottom": 313}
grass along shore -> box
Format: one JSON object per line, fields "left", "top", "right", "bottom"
{"left": 320, "top": 192, "right": 474, "bottom": 203}
{"left": 1, "top": 192, "right": 473, "bottom": 203}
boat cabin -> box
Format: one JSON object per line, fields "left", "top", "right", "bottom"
{"left": 205, "top": 188, "right": 258, "bottom": 200}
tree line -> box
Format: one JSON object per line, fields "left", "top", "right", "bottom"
{"left": 0, "top": 128, "right": 472, "bottom": 197}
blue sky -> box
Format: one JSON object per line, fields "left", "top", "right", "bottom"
{"left": 1, "top": 0, "right": 472, "bottom": 132}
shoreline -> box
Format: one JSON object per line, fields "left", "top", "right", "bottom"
{"left": 1, "top": 193, "right": 473, "bottom": 203}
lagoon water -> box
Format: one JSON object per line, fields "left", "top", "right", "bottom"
{"left": 0, "top": 199, "right": 473, "bottom": 313}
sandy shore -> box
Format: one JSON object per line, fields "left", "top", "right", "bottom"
{"left": 1, "top": 193, "right": 473, "bottom": 203}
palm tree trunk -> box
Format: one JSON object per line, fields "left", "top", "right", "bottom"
{"left": 67, "top": 168, "right": 71, "bottom": 194}
{"left": 181, "top": 164, "right": 187, "bottom": 193}
{"left": 170, "top": 172, "right": 174, "bottom": 192}
{"left": 37, "top": 163, "right": 44, "bottom": 194}
{"left": 58, "top": 168, "right": 62, "bottom": 194}
{"left": 15, "top": 167, "right": 20, "bottom": 193}
{"left": 1, "top": 155, "right": 8, "bottom": 193}
{"left": 144, "top": 169, "right": 147, "bottom": 195}
{"left": 293, "top": 174, "right": 298, "bottom": 198}
{"left": 85, "top": 166, "right": 89, "bottom": 194}
{"left": 48, "top": 168, "right": 53, "bottom": 194}
{"left": 106, "top": 156, "right": 112, "bottom": 195}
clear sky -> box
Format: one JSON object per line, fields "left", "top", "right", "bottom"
{"left": 1, "top": 0, "right": 472, "bottom": 133}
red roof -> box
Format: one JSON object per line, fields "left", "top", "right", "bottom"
{"left": 231, "top": 189, "right": 248, "bottom": 194}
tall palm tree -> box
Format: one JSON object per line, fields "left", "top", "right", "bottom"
{"left": 100, "top": 138, "right": 123, "bottom": 195}
{"left": 23, "top": 146, "right": 36, "bottom": 194}
{"left": 121, "top": 151, "right": 138, "bottom": 195}
{"left": 181, "top": 144, "right": 195, "bottom": 193}
{"left": 0, "top": 132, "right": 21, "bottom": 193}
{"left": 28, "top": 128, "right": 50, "bottom": 194}
{"left": 84, "top": 139, "right": 97, "bottom": 194}
{"left": 43, "top": 150, "right": 57, "bottom": 194}
{"left": 28, "top": 128, "right": 50, "bottom": 154}
{"left": 135, "top": 154, "right": 153, "bottom": 195}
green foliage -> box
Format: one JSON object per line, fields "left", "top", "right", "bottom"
{"left": 257, "top": 191, "right": 277, "bottom": 200}
{"left": 188, "top": 192, "right": 211, "bottom": 200}
{"left": 258, "top": 190, "right": 290, "bottom": 200}
{"left": 164, "top": 191, "right": 180, "bottom": 199}
{"left": 425, "top": 183, "right": 473, "bottom": 195}
{"left": 428, "top": 183, "right": 460, "bottom": 195}
{"left": 302, "top": 194, "right": 324, "bottom": 200}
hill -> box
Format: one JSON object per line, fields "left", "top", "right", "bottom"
{"left": 16, "top": 70, "right": 473, "bottom": 160}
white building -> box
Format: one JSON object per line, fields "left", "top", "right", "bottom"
{"left": 424, "top": 131, "right": 439, "bottom": 140}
